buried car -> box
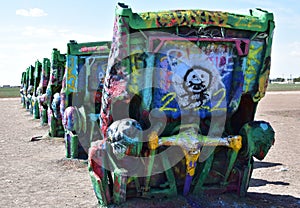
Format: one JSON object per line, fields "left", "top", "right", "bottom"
{"left": 37, "top": 57, "right": 51, "bottom": 125}
{"left": 87, "top": 3, "right": 276, "bottom": 206}
{"left": 61, "top": 40, "right": 110, "bottom": 159}
{"left": 45, "top": 48, "right": 66, "bottom": 137}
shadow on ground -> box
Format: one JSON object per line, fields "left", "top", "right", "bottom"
{"left": 250, "top": 178, "right": 290, "bottom": 187}
{"left": 253, "top": 161, "right": 282, "bottom": 169}
{"left": 91, "top": 192, "right": 300, "bottom": 208}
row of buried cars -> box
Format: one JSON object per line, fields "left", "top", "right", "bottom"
{"left": 20, "top": 40, "right": 110, "bottom": 159}
{"left": 20, "top": 3, "right": 276, "bottom": 206}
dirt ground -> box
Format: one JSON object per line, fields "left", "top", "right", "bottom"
{"left": 0, "top": 92, "right": 299, "bottom": 208}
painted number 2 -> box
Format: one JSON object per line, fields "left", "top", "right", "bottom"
{"left": 159, "top": 88, "right": 226, "bottom": 113}
{"left": 159, "top": 92, "right": 177, "bottom": 112}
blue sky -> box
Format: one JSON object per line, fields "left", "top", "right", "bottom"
{"left": 1, "top": 0, "right": 299, "bottom": 85}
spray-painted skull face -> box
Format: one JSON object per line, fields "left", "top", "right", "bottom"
{"left": 184, "top": 68, "right": 211, "bottom": 93}
{"left": 107, "top": 118, "right": 142, "bottom": 159}
{"left": 182, "top": 67, "right": 212, "bottom": 107}
{"left": 166, "top": 46, "right": 222, "bottom": 110}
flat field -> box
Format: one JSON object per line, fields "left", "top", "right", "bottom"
{"left": 267, "top": 83, "right": 300, "bottom": 91}
{"left": 0, "top": 87, "right": 20, "bottom": 98}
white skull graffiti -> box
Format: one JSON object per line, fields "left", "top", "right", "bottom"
{"left": 166, "top": 45, "right": 223, "bottom": 110}
{"left": 107, "top": 118, "right": 142, "bottom": 159}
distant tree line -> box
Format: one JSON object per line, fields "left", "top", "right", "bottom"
{"left": 269, "top": 76, "right": 300, "bottom": 83}
{"left": 294, "top": 77, "right": 300, "bottom": 82}
{"left": 271, "top": 78, "right": 285, "bottom": 82}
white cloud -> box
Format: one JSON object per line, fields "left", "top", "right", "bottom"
{"left": 16, "top": 8, "right": 48, "bottom": 17}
